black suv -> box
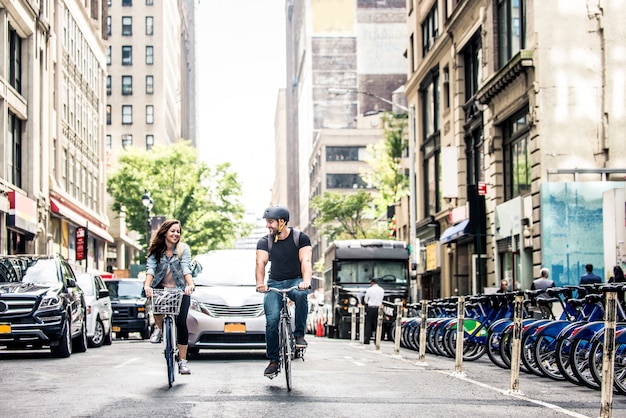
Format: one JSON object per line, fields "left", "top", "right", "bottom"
{"left": 104, "top": 279, "right": 152, "bottom": 339}
{"left": 0, "top": 254, "right": 88, "bottom": 357}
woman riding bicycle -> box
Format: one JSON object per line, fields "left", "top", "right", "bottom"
{"left": 143, "top": 219, "right": 195, "bottom": 375}
{"left": 256, "top": 205, "right": 312, "bottom": 378}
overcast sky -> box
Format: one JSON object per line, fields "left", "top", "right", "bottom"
{"left": 196, "top": 1, "right": 286, "bottom": 217}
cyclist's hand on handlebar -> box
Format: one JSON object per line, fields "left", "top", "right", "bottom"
{"left": 184, "top": 284, "right": 195, "bottom": 296}
{"left": 256, "top": 284, "right": 268, "bottom": 293}
{"left": 298, "top": 282, "right": 311, "bottom": 290}
{"left": 144, "top": 286, "right": 153, "bottom": 298}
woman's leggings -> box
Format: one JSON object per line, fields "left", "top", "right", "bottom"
{"left": 175, "top": 294, "right": 190, "bottom": 345}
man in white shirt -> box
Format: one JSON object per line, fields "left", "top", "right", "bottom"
{"left": 363, "top": 277, "right": 385, "bottom": 344}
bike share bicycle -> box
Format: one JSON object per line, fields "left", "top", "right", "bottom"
{"left": 151, "top": 288, "right": 185, "bottom": 387}
{"left": 264, "top": 285, "right": 309, "bottom": 391}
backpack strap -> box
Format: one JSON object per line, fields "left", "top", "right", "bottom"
{"left": 267, "top": 228, "right": 300, "bottom": 253}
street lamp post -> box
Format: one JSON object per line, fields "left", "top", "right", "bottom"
{"left": 328, "top": 88, "right": 418, "bottom": 279}
{"left": 141, "top": 190, "right": 154, "bottom": 247}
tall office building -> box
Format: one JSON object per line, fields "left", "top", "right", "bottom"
{"left": 105, "top": 0, "right": 197, "bottom": 272}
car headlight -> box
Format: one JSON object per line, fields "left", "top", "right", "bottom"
{"left": 39, "top": 295, "right": 62, "bottom": 310}
{"left": 190, "top": 299, "right": 213, "bottom": 317}
{"left": 349, "top": 297, "right": 357, "bottom": 306}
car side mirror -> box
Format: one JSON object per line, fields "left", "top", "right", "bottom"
{"left": 67, "top": 278, "right": 76, "bottom": 287}
{"left": 99, "top": 288, "right": 110, "bottom": 298}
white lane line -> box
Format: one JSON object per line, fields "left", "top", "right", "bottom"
{"left": 114, "top": 357, "right": 140, "bottom": 368}
{"left": 344, "top": 356, "right": 366, "bottom": 367}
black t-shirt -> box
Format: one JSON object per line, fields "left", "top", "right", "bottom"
{"left": 257, "top": 228, "right": 311, "bottom": 281}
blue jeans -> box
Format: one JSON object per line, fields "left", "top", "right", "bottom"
{"left": 264, "top": 278, "right": 308, "bottom": 362}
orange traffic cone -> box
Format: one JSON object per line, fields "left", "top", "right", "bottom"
{"left": 316, "top": 318, "right": 324, "bottom": 337}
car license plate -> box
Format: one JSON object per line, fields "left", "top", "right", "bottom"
{"left": 0, "top": 324, "right": 10, "bottom": 334}
{"left": 112, "top": 326, "right": 121, "bottom": 332}
{"left": 224, "top": 323, "right": 246, "bottom": 333}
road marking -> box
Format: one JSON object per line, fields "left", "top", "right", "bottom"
{"left": 115, "top": 357, "right": 140, "bottom": 368}
{"left": 344, "top": 356, "right": 365, "bottom": 366}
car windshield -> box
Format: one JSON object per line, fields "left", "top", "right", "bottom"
{"left": 105, "top": 280, "right": 145, "bottom": 299}
{"left": 0, "top": 259, "right": 60, "bottom": 285}
{"left": 193, "top": 250, "right": 261, "bottom": 287}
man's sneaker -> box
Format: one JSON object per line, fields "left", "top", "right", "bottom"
{"left": 264, "top": 361, "right": 279, "bottom": 377}
{"left": 295, "top": 336, "right": 308, "bottom": 348}
{"left": 178, "top": 359, "right": 191, "bottom": 375}
{"left": 150, "top": 327, "right": 162, "bottom": 343}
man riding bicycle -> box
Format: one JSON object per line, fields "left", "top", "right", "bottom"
{"left": 255, "top": 205, "right": 312, "bottom": 377}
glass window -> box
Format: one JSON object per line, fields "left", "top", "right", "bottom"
{"left": 146, "top": 46, "right": 153, "bottom": 65}
{"left": 421, "top": 4, "right": 438, "bottom": 57}
{"left": 9, "top": 25, "right": 22, "bottom": 93}
{"left": 146, "top": 135, "right": 154, "bottom": 150}
{"left": 8, "top": 112, "right": 22, "bottom": 188}
{"left": 121, "top": 134, "right": 133, "bottom": 149}
{"left": 503, "top": 108, "right": 530, "bottom": 200}
{"left": 146, "top": 17, "right": 154, "bottom": 35}
{"left": 146, "top": 105, "right": 154, "bottom": 124}
{"left": 106, "top": 105, "right": 112, "bottom": 125}
{"left": 107, "top": 46, "right": 111, "bottom": 65}
{"left": 497, "top": 0, "right": 525, "bottom": 68}
{"left": 465, "top": 128, "right": 485, "bottom": 186}
{"left": 326, "top": 146, "right": 366, "bottom": 161}
{"left": 122, "top": 105, "right": 132, "bottom": 124}
{"left": 326, "top": 174, "right": 369, "bottom": 189}
{"left": 122, "top": 75, "right": 132, "bottom": 95}
{"left": 121, "top": 46, "right": 132, "bottom": 65}
{"left": 122, "top": 0, "right": 132, "bottom": 6}
{"left": 420, "top": 70, "right": 441, "bottom": 216}
{"left": 106, "top": 135, "right": 112, "bottom": 150}
{"left": 463, "top": 32, "right": 482, "bottom": 102}
{"left": 106, "top": 75, "right": 111, "bottom": 95}
{"left": 121, "top": 16, "right": 132, "bottom": 36}
{"left": 146, "top": 0, "right": 153, "bottom": 4}
{"left": 146, "top": 75, "right": 154, "bottom": 94}
{"left": 106, "top": 16, "right": 111, "bottom": 37}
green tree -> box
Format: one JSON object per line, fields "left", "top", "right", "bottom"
{"left": 311, "top": 191, "right": 384, "bottom": 241}
{"left": 362, "top": 112, "right": 409, "bottom": 211}
{"left": 106, "top": 141, "right": 249, "bottom": 260}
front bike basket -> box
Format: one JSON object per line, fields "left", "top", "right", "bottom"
{"left": 151, "top": 288, "right": 184, "bottom": 315}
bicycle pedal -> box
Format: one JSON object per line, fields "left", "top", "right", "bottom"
{"left": 265, "top": 372, "right": 279, "bottom": 379}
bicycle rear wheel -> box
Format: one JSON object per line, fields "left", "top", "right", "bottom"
{"left": 164, "top": 316, "right": 175, "bottom": 388}
{"left": 280, "top": 318, "right": 292, "bottom": 391}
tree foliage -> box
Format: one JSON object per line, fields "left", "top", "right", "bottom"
{"left": 106, "top": 141, "right": 249, "bottom": 260}
{"left": 361, "top": 112, "right": 409, "bottom": 211}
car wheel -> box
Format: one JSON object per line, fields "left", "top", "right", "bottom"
{"left": 73, "top": 319, "right": 88, "bottom": 353}
{"left": 89, "top": 318, "right": 105, "bottom": 348}
{"left": 51, "top": 320, "right": 72, "bottom": 358}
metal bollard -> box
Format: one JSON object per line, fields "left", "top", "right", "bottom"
{"left": 359, "top": 305, "right": 365, "bottom": 344}
{"left": 508, "top": 294, "right": 524, "bottom": 395}
{"left": 375, "top": 304, "right": 384, "bottom": 350}
{"left": 350, "top": 306, "right": 357, "bottom": 342}
{"left": 417, "top": 299, "right": 428, "bottom": 364}
{"left": 600, "top": 289, "right": 618, "bottom": 418}
{"left": 393, "top": 302, "right": 403, "bottom": 356}
{"left": 454, "top": 296, "right": 465, "bottom": 375}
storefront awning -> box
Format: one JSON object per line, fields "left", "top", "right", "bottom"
{"left": 439, "top": 219, "right": 471, "bottom": 244}
{"left": 50, "top": 198, "right": 114, "bottom": 243}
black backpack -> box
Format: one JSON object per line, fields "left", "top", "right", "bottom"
{"left": 267, "top": 228, "right": 300, "bottom": 253}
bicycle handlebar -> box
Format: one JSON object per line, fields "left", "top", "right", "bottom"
{"left": 265, "top": 285, "right": 311, "bottom": 294}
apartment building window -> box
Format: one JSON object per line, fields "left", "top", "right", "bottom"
{"left": 106, "top": 105, "right": 112, "bottom": 125}
{"left": 146, "top": 75, "right": 154, "bottom": 94}
{"left": 445, "top": 0, "right": 462, "bottom": 19}
{"left": 146, "top": 0, "right": 153, "bottom": 4}
{"left": 442, "top": 66, "right": 450, "bottom": 109}
{"left": 9, "top": 25, "right": 22, "bottom": 93}
{"left": 146, "top": 46, "right": 154, "bottom": 64}
{"left": 122, "top": 75, "right": 132, "bottom": 95}
{"left": 421, "top": 4, "right": 438, "bottom": 57}
{"left": 122, "top": 16, "right": 132, "bottom": 36}
{"left": 76, "top": 161, "right": 81, "bottom": 200}
{"left": 122, "top": 134, "right": 133, "bottom": 149}
{"left": 465, "top": 128, "right": 485, "bottom": 187}
{"left": 146, "top": 135, "right": 154, "bottom": 150}
{"left": 497, "top": 0, "right": 525, "bottom": 68}
{"left": 463, "top": 32, "right": 482, "bottom": 102}
{"left": 122, "top": 45, "right": 132, "bottom": 65}
{"left": 106, "top": 135, "right": 112, "bottom": 150}
{"left": 62, "top": 149, "right": 67, "bottom": 190}
{"left": 146, "top": 17, "right": 154, "bottom": 35}
{"left": 8, "top": 113, "right": 22, "bottom": 188}
{"left": 420, "top": 70, "right": 441, "bottom": 216}
{"left": 503, "top": 107, "right": 530, "bottom": 200}
{"left": 69, "top": 155, "right": 75, "bottom": 195}
{"left": 122, "top": 105, "right": 132, "bottom": 124}
{"left": 107, "top": 0, "right": 111, "bottom": 6}
{"left": 326, "top": 174, "right": 368, "bottom": 189}
{"left": 107, "top": 16, "right": 111, "bottom": 37}
{"left": 146, "top": 105, "right": 154, "bottom": 124}
{"left": 107, "top": 46, "right": 111, "bottom": 65}
{"left": 326, "top": 146, "right": 365, "bottom": 161}
{"left": 106, "top": 75, "right": 111, "bottom": 95}
{"left": 122, "top": 0, "right": 132, "bottom": 6}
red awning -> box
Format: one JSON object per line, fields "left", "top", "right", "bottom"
{"left": 50, "top": 197, "right": 114, "bottom": 243}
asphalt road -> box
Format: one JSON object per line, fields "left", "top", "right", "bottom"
{"left": 0, "top": 334, "right": 623, "bottom": 417}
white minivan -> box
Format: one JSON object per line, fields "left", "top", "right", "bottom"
{"left": 77, "top": 273, "right": 113, "bottom": 347}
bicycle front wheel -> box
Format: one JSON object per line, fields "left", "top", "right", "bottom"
{"left": 164, "top": 316, "right": 175, "bottom": 388}
{"left": 280, "top": 318, "right": 292, "bottom": 391}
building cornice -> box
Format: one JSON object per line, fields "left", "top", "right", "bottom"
{"left": 476, "top": 50, "right": 534, "bottom": 105}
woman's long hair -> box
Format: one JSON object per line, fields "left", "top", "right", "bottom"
{"left": 147, "top": 219, "right": 181, "bottom": 261}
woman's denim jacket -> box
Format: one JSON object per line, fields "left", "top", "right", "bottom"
{"left": 146, "top": 243, "right": 192, "bottom": 289}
